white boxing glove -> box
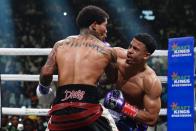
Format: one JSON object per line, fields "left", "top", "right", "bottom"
{"left": 36, "top": 83, "right": 53, "bottom": 97}
{"left": 36, "top": 83, "right": 56, "bottom": 108}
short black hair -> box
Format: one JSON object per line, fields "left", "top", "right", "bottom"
{"left": 23, "top": 118, "right": 34, "bottom": 126}
{"left": 134, "top": 33, "right": 157, "bottom": 54}
{"left": 76, "top": 5, "right": 109, "bottom": 29}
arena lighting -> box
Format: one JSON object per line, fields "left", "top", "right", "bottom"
{"left": 42, "top": 0, "right": 77, "bottom": 36}
{"left": 0, "top": 0, "right": 16, "bottom": 47}
{"left": 105, "top": 0, "right": 152, "bottom": 47}
{"left": 141, "top": 10, "right": 155, "bottom": 21}
{"left": 63, "top": 12, "right": 67, "bottom": 16}
{"left": 0, "top": 0, "right": 19, "bottom": 100}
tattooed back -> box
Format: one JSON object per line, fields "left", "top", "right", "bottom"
{"left": 54, "top": 35, "right": 114, "bottom": 86}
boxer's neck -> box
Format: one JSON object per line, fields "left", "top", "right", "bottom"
{"left": 124, "top": 63, "right": 146, "bottom": 77}
{"left": 80, "top": 29, "right": 101, "bottom": 40}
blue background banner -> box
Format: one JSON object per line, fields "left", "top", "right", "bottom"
{"left": 168, "top": 37, "right": 194, "bottom": 63}
{"left": 167, "top": 37, "right": 194, "bottom": 131}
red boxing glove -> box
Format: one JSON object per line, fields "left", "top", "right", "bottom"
{"left": 121, "top": 102, "right": 138, "bottom": 118}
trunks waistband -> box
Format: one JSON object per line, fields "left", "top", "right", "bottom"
{"left": 53, "top": 84, "right": 100, "bottom": 104}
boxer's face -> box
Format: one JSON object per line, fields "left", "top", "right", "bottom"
{"left": 126, "top": 38, "right": 148, "bottom": 65}
{"left": 93, "top": 18, "right": 108, "bottom": 41}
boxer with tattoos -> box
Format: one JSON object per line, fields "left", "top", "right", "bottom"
{"left": 36, "top": 5, "right": 118, "bottom": 131}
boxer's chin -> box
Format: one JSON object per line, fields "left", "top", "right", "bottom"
{"left": 100, "top": 35, "right": 106, "bottom": 41}
{"left": 99, "top": 33, "right": 107, "bottom": 41}
{"left": 103, "top": 34, "right": 107, "bottom": 40}
{"left": 126, "top": 59, "right": 134, "bottom": 65}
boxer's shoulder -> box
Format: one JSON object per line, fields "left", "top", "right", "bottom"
{"left": 54, "top": 35, "right": 79, "bottom": 48}
{"left": 113, "top": 47, "right": 127, "bottom": 59}
{"left": 113, "top": 47, "right": 125, "bottom": 52}
{"left": 143, "top": 67, "right": 162, "bottom": 95}
{"left": 59, "top": 35, "right": 79, "bottom": 43}
{"left": 143, "top": 66, "right": 159, "bottom": 82}
{"left": 65, "top": 35, "right": 79, "bottom": 42}
{"left": 67, "top": 35, "right": 79, "bottom": 39}
{"left": 108, "top": 48, "right": 117, "bottom": 62}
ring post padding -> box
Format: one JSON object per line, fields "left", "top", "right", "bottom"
{"left": 167, "top": 37, "right": 195, "bottom": 131}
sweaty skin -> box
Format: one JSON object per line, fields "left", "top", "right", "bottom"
{"left": 40, "top": 35, "right": 117, "bottom": 87}
{"left": 114, "top": 39, "right": 162, "bottom": 126}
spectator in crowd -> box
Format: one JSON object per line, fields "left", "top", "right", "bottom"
{"left": 1, "top": 115, "right": 9, "bottom": 131}
{"left": 22, "top": 117, "right": 37, "bottom": 131}
{"left": 8, "top": 115, "right": 20, "bottom": 131}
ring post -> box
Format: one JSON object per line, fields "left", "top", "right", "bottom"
{"left": 167, "top": 37, "right": 194, "bottom": 131}
{"left": 0, "top": 76, "right": 1, "bottom": 128}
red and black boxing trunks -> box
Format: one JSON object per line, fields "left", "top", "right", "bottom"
{"left": 48, "top": 84, "right": 112, "bottom": 131}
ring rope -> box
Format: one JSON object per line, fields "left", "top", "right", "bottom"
{"left": 0, "top": 48, "right": 195, "bottom": 56}
{"left": 0, "top": 48, "right": 51, "bottom": 56}
{"left": 0, "top": 74, "right": 167, "bottom": 83}
{"left": 1, "top": 74, "right": 58, "bottom": 82}
{"left": 0, "top": 48, "right": 168, "bottom": 56}
{"left": 2, "top": 107, "right": 49, "bottom": 116}
{"left": 2, "top": 107, "right": 168, "bottom": 116}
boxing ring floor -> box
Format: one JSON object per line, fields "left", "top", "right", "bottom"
{"left": 0, "top": 48, "right": 195, "bottom": 130}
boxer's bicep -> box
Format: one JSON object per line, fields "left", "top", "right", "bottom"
{"left": 46, "top": 48, "right": 56, "bottom": 68}
{"left": 136, "top": 79, "right": 162, "bottom": 125}
{"left": 104, "top": 63, "right": 118, "bottom": 84}
{"left": 137, "top": 93, "right": 161, "bottom": 125}
{"left": 144, "top": 79, "right": 162, "bottom": 115}
{"left": 40, "top": 41, "right": 63, "bottom": 86}
{"left": 143, "top": 93, "right": 161, "bottom": 116}
{"left": 105, "top": 48, "right": 118, "bottom": 83}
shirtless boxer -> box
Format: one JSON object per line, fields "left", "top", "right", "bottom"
{"left": 36, "top": 5, "right": 118, "bottom": 131}
{"left": 104, "top": 33, "right": 162, "bottom": 131}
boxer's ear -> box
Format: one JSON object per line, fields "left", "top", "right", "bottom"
{"left": 89, "top": 21, "right": 97, "bottom": 31}
{"left": 144, "top": 52, "right": 150, "bottom": 60}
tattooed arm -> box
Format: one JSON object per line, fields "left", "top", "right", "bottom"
{"left": 37, "top": 41, "right": 63, "bottom": 97}
{"left": 99, "top": 48, "right": 118, "bottom": 85}
{"left": 39, "top": 41, "right": 61, "bottom": 86}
